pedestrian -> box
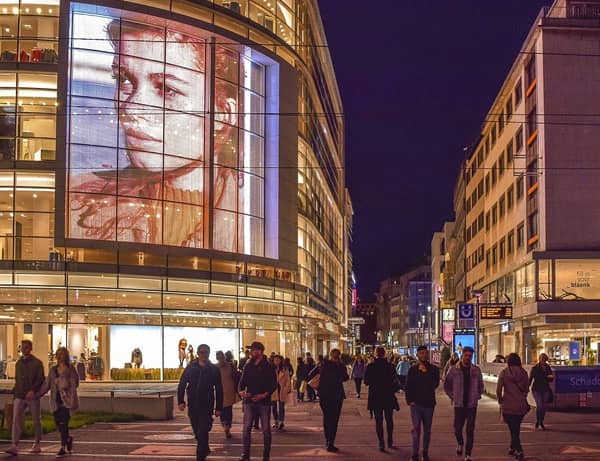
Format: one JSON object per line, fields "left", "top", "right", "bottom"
{"left": 396, "top": 356, "right": 410, "bottom": 390}
{"left": 442, "top": 352, "right": 460, "bottom": 379}
{"left": 295, "top": 357, "right": 307, "bottom": 402}
{"left": 216, "top": 350, "right": 241, "bottom": 439}
{"left": 5, "top": 339, "right": 45, "bottom": 457}
{"left": 364, "top": 346, "right": 399, "bottom": 452}
{"left": 444, "top": 346, "right": 483, "bottom": 461}
{"left": 529, "top": 352, "right": 554, "bottom": 430}
{"left": 305, "top": 355, "right": 317, "bottom": 402}
{"left": 177, "top": 344, "right": 224, "bottom": 461}
{"left": 496, "top": 353, "right": 530, "bottom": 461}
{"left": 36, "top": 346, "right": 79, "bottom": 458}
{"left": 271, "top": 355, "right": 291, "bottom": 431}
{"left": 351, "top": 355, "right": 366, "bottom": 398}
{"left": 238, "top": 341, "right": 277, "bottom": 461}
{"left": 283, "top": 358, "right": 294, "bottom": 377}
{"left": 405, "top": 345, "right": 440, "bottom": 461}
{"left": 493, "top": 354, "right": 505, "bottom": 364}
{"left": 309, "top": 348, "right": 349, "bottom": 452}
{"left": 239, "top": 348, "right": 250, "bottom": 371}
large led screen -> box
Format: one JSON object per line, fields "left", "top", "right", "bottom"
{"left": 66, "top": 3, "right": 278, "bottom": 256}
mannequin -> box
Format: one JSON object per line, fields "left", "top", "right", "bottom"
{"left": 178, "top": 339, "right": 188, "bottom": 368}
{"left": 131, "top": 348, "right": 143, "bottom": 368}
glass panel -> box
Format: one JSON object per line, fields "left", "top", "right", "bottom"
{"left": 555, "top": 259, "right": 600, "bottom": 300}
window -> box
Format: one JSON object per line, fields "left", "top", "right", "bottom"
{"left": 506, "top": 98, "right": 513, "bottom": 119}
{"left": 528, "top": 212, "right": 539, "bottom": 239}
{"left": 507, "top": 185, "right": 514, "bottom": 209}
{"left": 506, "top": 139, "right": 514, "bottom": 164}
{"left": 491, "top": 125, "right": 497, "bottom": 145}
{"left": 478, "top": 245, "right": 484, "bottom": 263}
{"left": 478, "top": 212, "right": 484, "bottom": 230}
{"left": 471, "top": 221, "right": 477, "bottom": 238}
{"left": 499, "top": 195, "right": 506, "bottom": 218}
{"left": 499, "top": 238, "right": 506, "bottom": 260}
{"left": 499, "top": 153, "right": 505, "bottom": 176}
{"left": 492, "top": 244, "right": 498, "bottom": 265}
{"left": 508, "top": 230, "right": 515, "bottom": 254}
{"left": 526, "top": 55, "right": 536, "bottom": 88}
{"left": 517, "top": 222, "right": 525, "bottom": 248}
{"left": 485, "top": 173, "right": 490, "bottom": 195}
{"left": 485, "top": 211, "right": 491, "bottom": 231}
{"left": 477, "top": 179, "right": 484, "bottom": 198}
{"left": 516, "top": 176, "right": 524, "bottom": 200}
{"left": 486, "top": 250, "right": 491, "bottom": 269}
{"left": 527, "top": 107, "right": 537, "bottom": 137}
{"left": 466, "top": 226, "right": 471, "bottom": 242}
{"left": 477, "top": 148, "right": 483, "bottom": 166}
{"left": 499, "top": 111, "right": 505, "bottom": 133}
{"left": 492, "top": 163, "right": 497, "bottom": 185}
{"left": 515, "top": 78, "right": 523, "bottom": 106}
{"left": 515, "top": 127, "right": 523, "bottom": 152}
{"left": 492, "top": 204, "right": 498, "bottom": 225}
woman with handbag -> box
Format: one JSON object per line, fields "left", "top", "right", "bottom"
{"left": 216, "top": 351, "right": 240, "bottom": 439}
{"left": 37, "top": 347, "right": 80, "bottom": 458}
{"left": 496, "top": 353, "right": 529, "bottom": 461}
{"left": 529, "top": 352, "right": 554, "bottom": 430}
{"left": 271, "top": 355, "right": 291, "bottom": 431}
{"left": 308, "top": 349, "right": 349, "bottom": 452}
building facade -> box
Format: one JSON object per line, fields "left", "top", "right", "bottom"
{"left": 351, "top": 302, "right": 377, "bottom": 348}
{"left": 0, "top": 0, "right": 351, "bottom": 381}
{"left": 462, "top": 0, "right": 600, "bottom": 364}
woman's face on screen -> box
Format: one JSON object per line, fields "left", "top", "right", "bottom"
{"left": 113, "top": 28, "right": 205, "bottom": 171}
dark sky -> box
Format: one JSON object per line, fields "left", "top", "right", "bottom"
{"left": 318, "top": 0, "right": 552, "bottom": 300}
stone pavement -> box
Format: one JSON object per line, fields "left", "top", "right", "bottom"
{"left": 2, "top": 384, "right": 600, "bottom": 460}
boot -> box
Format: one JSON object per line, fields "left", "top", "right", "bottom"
{"left": 224, "top": 425, "right": 232, "bottom": 439}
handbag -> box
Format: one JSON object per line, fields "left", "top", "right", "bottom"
{"left": 307, "top": 373, "right": 320, "bottom": 390}
{"left": 299, "top": 380, "right": 307, "bottom": 394}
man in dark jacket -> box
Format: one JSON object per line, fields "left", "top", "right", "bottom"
{"left": 178, "top": 344, "right": 224, "bottom": 461}
{"left": 405, "top": 346, "right": 440, "bottom": 461}
{"left": 309, "top": 349, "right": 349, "bottom": 452}
{"left": 238, "top": 341, "right": 277, "bottom": 461}
{"left": 6, "top": 339, "right": 45, "bottom": 456}
{"left": 364, "top": 346, "right": 399, "bottom": 452}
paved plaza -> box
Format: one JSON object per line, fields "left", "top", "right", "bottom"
{"left": 2, "top": 385, "right": 600, "bottom": 460}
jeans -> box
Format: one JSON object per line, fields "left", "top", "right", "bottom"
{"left": 272, "top": 401, "right": 285, "bottom": 423}
{"left": 410, "top": 405, "right": 434, "bottom": 455}
{"left": 533, "top": 391, "right": 549, "bottom": 424}
{"left": 53, "top": 406, "right": 71, "bottom": 447}
{"left": 189, "top": 408, "right": 213, "bottom": 461}
{"left": 242, "top": 403, "right": 271, "bottom": 459}
{"left": 307, "top": 384, "right": 316, "bottom": 401}
{"left": 354, "top": 378, "right": 363, "bottom": 395}
{"left": 503, "top": 414, "right": 524, "bottom": 453}
{"left": 220, "top": 406, "right": 233, "bottom": 427}
{"left": 373, "top": 407, "right": 394, "bottom": 445}
{"left": 454, "top": 407, "right": 477, "bottom": 455}
{"left": 319, "top": 398, "right": 343, "bottom": 446}
{"left": 12, "top": 398, "right": 42, "bottom": 445}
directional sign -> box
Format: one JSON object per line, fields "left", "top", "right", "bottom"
{"left": 479, "top": 303, "right": 513, "bottom": 320}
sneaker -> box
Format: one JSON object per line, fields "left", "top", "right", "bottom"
{"left": 56, "top": 448, "right": 67, "bottom": 458}
{"left": 540, "top": 423, "right": 546, "bottom": 430}
{"left": 278, "top": 423, "right": 285, "bottom": 431}
{"left": 464, "top": 455, "right": 473, "bottom": 461}
{"left": 272, "top": 421, "right": 279, "bottom": 429}
{"left": 509, "top": 448, "right": 516, "bottom": 456}
{"left": 534, "top": 422, "right": 539, "bottom": 429}
{"left": 356, "top": 394, "right": 360, "bottom": 399}
{"left": 326, "top": 445, "right": 339, "bottom": 453}
{"left": 67, "top": 436, "right": 74, "bottom": 453}
{"left": 5, "top": 446, "right": 18, "bottom": 456}
{"left": 456, "top": 444, "right": 464, "bottom": 455}
{"left": 387, "top": 438, "right": 394, "bottom": 449}
{"left": 30, "top": 443, "right": 42, "bottom": 453}
{"left": 515, "top": 452, "right": 525, "bottom": 461}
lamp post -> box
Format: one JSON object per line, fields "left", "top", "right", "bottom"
{"left": 417, "top": 320, "right": 422, "bottom": 351}
{"left": 427, "top": 305, "right": 432, "bottom": 349}
{"left": 421, "top": 314, "right": 426, "bottom": 347}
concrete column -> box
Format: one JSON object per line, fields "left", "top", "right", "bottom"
{"left": 32, "top": 322, "right": 49, "bottom": 374}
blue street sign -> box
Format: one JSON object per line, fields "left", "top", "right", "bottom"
{"left": 458, "top": 303, "right": 475, "bottom": 320}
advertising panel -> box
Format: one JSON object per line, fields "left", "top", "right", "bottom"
{"left": 66, "top": 3, "right": 279, "bottom": 257}
{"left": 454, "top": 329, "right": 477, "bottom": 364}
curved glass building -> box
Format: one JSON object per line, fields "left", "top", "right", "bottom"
{"left": 0, "top": 0, "right": 350, "bottom": 380}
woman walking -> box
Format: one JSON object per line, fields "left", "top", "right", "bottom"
{"left": 529, "top": 353, "right": 554, "bottom": 429}
{"left": 38, "top": 347, "right": 79, "bottom": 458}
{"left": 351, "top": 356, "right": 366, "bottom": 398}
{"left": 271, "top": 355, "right": 291, "bottom": 431}
{"left": 496, "top": 353, "right": 529, "bottom": 461}
{"left": 295, "top": 357, "right": 307, "bottom": 402}
{"left": 216, "top": 351, "right": 240, "bottom": 439}
{"left": 309, "top": 349, "right": 349, "bottom": 452}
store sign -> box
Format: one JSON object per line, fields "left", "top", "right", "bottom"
{"left": 458, "top": 303, "right": 475, "bottom": 328}
{"left": 442, "top": 308, "right": 455, "bottom": 322}
{"left": 480, "top": 303, "right": 513, "bottom": 320}
{"left": 555, "top": 367, "right": 600, "bottom": 393}
{"left": 442, "top": 321, "right": 454, "bottom": 344}
{"left": 570, "top": 341, "right": 581, "bottom": 361}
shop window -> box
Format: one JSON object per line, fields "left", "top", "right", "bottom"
{"left": 555, "top": 259, "right": 600, "bottom": 300}
{"left": 538, "top": 259, "right": 553, "bottom": 300}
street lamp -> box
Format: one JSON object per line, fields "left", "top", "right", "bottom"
{"left": 427, "top": 305, "right": 432, "bottom": 348}
{"left": 421, "top": 314, "right": 426, "bottom": 347}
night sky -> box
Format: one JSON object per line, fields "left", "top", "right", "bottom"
{"left": 318, "top": 0, "right": 552, "bottom": 300}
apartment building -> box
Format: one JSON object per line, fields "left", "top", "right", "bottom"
{"left": 463, "top": 0, "right": 600, "bottom": 364}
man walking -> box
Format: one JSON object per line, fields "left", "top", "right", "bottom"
{"left": 405, "top": 346, "right": 440, "bottom": 461}
{"left": 5, "top": 339, "right": 45, "bottom": 456}
{"left": 444, "top": 346, "right": 484, "bottom": 461}
{"left": 178, "top": 344, "right": 224, "bottom": 461}
{"left": 396, "top": 356, "right": 410, "bottom": 390}
{"left": 238, "top": 341, "right": 277, "bottom": 461}
{"left": 364, "top": 346, "right": 399, "bottom": 452}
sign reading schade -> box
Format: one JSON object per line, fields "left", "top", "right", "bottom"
{"left": 555, "top": 368, "right": 600, "bottom": 393}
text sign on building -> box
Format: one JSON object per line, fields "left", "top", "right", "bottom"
{"left": 555, "top": 367, "right": 600, "bottom": 394}
{"left": 442, "top": 308, "right": 455, "bottom": 322}
{"left": 479, "top": 304, "right": 513, "bottom": 320}
{"left": 348, "top": 317, "right": 366, "bottom": 325}
{"left": 457, "top": 303, "right": 475, "bottom": 328}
